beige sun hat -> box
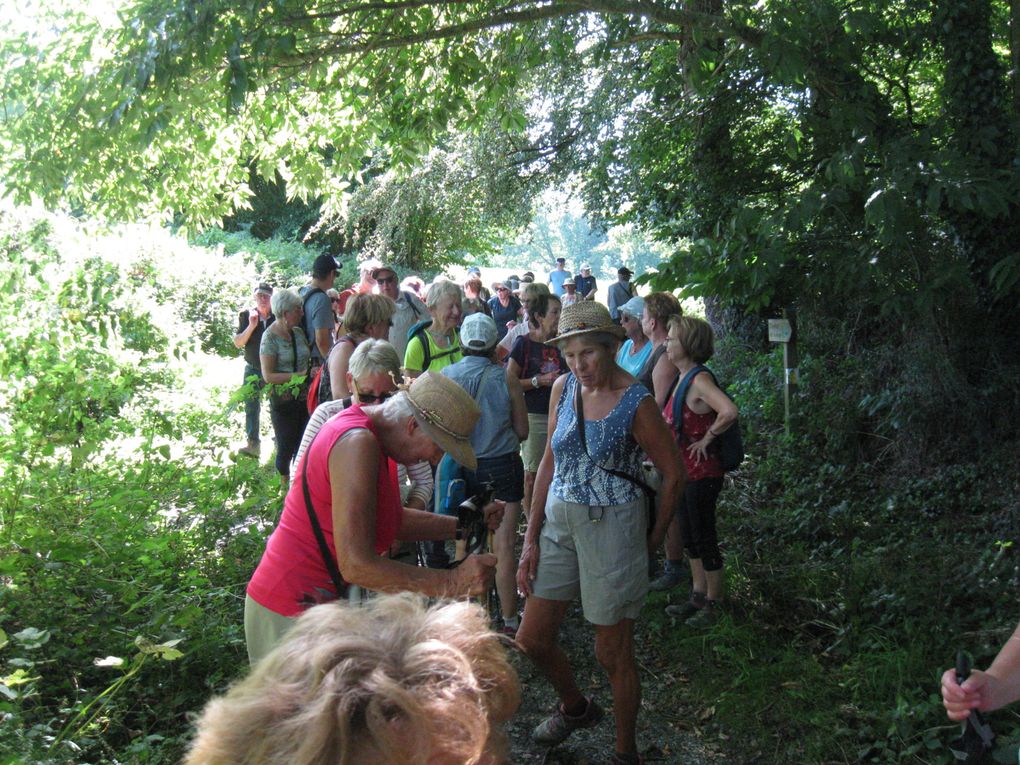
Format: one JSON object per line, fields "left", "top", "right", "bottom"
{"left": 550, "top": 301, "right": 626, "bottom": 345}
{"left": 406, "top": 372, "right": 480, "bottom": 469}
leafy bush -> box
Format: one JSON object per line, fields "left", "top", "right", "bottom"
{"left": 0, "top": 207, "right": 281, "bottom": 764}
{"left": 651, "top": 313, "right": 1020, "bottom": 764}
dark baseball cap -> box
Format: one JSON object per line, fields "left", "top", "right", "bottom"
{"left": 312, "top": 254, "right": 339, "bottom": 276}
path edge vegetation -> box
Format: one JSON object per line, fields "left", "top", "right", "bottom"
{"left": 0, "top": 208, "right": 1017, "bottom": 765}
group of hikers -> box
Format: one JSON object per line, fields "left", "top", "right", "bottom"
{"left": 209, "top": 254, "right": 1015, "bottom": 765}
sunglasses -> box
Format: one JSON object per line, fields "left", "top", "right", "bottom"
{"left": 330, "top": 297, "right": 339, "bottom": 304}
{"left": 353, "top": 380, "right": 394, "bottom": 405}
{"left": 376, "top": 276, "right": 397, "bottom": 285}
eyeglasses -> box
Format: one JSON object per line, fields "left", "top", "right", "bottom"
{"left": 330, "top": 297, "right": 339, "bottom": 304}
{"left": 376, "top": 277, "right": 397, "bottom": 286}
{"left": 353, "top": 380, "right": 394, "bottom": 405}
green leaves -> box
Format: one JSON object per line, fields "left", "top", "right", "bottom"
{"left": 134, "top": 636, "right": 184, "bottom": 661}
{"left": 10, "top": 629, "right": 49, "bottom": 650}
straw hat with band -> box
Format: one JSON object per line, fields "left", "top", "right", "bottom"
{"left": 549, "top": 301, "right": 626, "bottom": 346}
{"left": 406, "top": 372, "right": 481, "bottom": 469}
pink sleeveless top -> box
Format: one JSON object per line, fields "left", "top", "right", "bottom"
{"left": 665, "top": 383, "right": 724, "bottom": 482}
{"left": 247, "top": 406, "right": 402, "bottom": 616}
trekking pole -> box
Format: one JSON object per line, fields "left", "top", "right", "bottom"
{"left": 485, "top": 528, "right": 496, "bottom": 617}
{"left": 949, "top": 652, "right": 996, "bottom": 764}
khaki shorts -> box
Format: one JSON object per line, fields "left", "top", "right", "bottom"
{"left": 244, "top": 595, "right": 297, "bottom": 666}
{"left": 522, "top": 413, "right": 549, "bottom": 473}
{"left": 531, "top": 496, "right": 648, "bottom": 625}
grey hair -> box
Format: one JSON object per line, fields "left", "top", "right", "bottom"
{"left": 381, "top": 390, "right": 416, "bottom": 421}
{"left": 425, "top": 280, "right": 463, "bottom": 310}
{"left": 348, "top": 339, "right": 401, "bottom": 381}
{"left": 270, "top": 287, "right": 303, "bottom": 316}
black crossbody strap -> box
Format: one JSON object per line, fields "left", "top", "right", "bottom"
{"left": 299, "top": 427, "right": 349, "bottom": 599}
{"left": 573, "top": 377, "right": 656, "bottom": 501}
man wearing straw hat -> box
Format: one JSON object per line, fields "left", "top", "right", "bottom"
{"left": 244, "top": 372, "right": 505, "bottom": 665}
{"left": 515, "top": 300, "right": 685, "bottom": 765}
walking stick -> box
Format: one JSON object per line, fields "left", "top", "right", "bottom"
{"left": 949, "top": 652, "right": 996, "bottom": 764}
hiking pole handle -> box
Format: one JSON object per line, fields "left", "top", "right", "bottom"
{"left": 956, "top": 651, "right": 972, "bottom": 686}
{"left": 954, "top": 650, "right": 996, "bottom": 748}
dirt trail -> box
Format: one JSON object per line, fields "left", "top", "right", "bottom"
{"left": 505, "top": 601, "right": 727, "bottom": 765}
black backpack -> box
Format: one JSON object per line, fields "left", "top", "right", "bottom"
{"left": 666, "top": 365, "right": 744, "bottom": 472}
{"left": 301, "top": 287, "right": 325, "bottom": 356}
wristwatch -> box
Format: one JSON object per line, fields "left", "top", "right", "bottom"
{"left": 531, "top": 375, "right": 539, "bottom": 389}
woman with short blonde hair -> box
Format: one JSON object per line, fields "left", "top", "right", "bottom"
{"left": 322, "top": 293, "right": 395, "bottom": 402}
{"left": 404, "top": 281, "right": 464, "bottom": 376}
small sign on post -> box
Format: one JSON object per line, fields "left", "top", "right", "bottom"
{"left": 768, "top": 313, "right": 798, "bottom": 435}
{"left": 768, "top": 319, "right": 792, "bottom": 343}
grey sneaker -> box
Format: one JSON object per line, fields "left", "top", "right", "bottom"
{"left": 237, "top": 440, "right": 261, "bottom": 458}
{"left": 649, "top": 567, "right": 684, "bottom": 592}
{"left": 665, "top": 591, "right": 706, "bottom": 619}
{"left": 532, "top": 697, "right": 604, "bottom": 745}
{"left": 685, "top": 599, "right": 720, "bottom": 627}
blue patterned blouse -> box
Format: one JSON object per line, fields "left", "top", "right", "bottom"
{"left": 549, "top": 374, "right": 650, "bottom": 505}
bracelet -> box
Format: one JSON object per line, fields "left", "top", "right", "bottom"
{"left": 455, "top": 527, "right": 465, "bottom": 541}
{"left": 707, "top": 429, "right": 718, "bottom": 438}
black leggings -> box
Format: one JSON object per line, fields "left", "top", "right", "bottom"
{"left": 269, "top": 397, "right": 309, "bottom": 477}
{"left": 678, "top": 476, "right": 724, "bottom": 571}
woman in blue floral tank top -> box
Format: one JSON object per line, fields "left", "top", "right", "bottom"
{"left": 514, "top": 301, "right": 685, "bottom": 765}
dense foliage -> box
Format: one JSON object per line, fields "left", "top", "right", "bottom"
{"left": 3, "top": 0, "right": 1019, "bottom": 307}
{"left": 0, "top": 208, "right": 305, "bottom": 764}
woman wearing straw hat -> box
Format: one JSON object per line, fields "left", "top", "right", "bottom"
{"left": 244, "top": 372, "right": 504, "bottom": 666}
{"left": 515, "top": 301, "right": 685, "bottom": 765}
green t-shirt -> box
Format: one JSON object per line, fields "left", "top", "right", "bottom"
{"left": 403, "top": 328, "right": 463, "bottom": 374}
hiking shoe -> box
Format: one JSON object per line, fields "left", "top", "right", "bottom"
{"left": 649, "top": 567, "right": 684, "bottom": 592}
{"left": 237, "top": 440, "right": 261, "bottom": 458}
{"left": 532, "top": 697, "right": 604, "bottom": 745}
{"left": 665, "top": 591, "right": 706, "bottom": 620}
{"left": 685, "top": 599, "right": 721, "bottom": 628}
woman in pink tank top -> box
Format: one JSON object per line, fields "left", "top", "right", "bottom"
{"left": 244, "top": 372, "right": 505, "bottom": 665}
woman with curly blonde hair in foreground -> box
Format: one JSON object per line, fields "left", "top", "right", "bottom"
{"left": 185, "top": 594, "right": 521, "bottom": 765}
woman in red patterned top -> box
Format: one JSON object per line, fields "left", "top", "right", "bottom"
{"left": 661, "top": 315, "right": 738, "bottom": 626}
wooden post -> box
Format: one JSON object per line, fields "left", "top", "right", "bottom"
{"left": 768, "top": 310, "right": 799, "bottom": 435}
{"left": 783, "top": 308, "right": 798, "bottom": 436}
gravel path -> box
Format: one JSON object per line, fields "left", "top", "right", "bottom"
{"left": 504, "top": 601, "right": 727, "bottom": 765}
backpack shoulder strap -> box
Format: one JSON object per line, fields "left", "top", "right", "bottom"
{"left": 669, "top": 365, "right": 706, "bottom": 437}
{"left": 412, "top": 325, "right": 432, "bottom": 370}
{"left": 402, "top": 291, "right": 423, "bottom": 317}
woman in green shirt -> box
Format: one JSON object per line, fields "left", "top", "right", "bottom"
{"left": 403, "top": 280, "right": 464, "bottom": 377}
